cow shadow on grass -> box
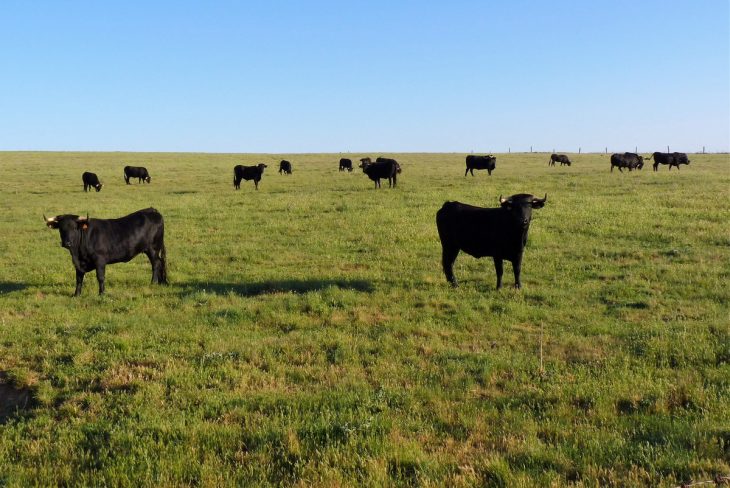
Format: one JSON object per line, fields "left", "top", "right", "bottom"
{"left": 177, "top": 279, "right": 374, "bottom": 297}
{"left": 0, "top": 372, "right": 36, "bottom": 425}
{"left": 0, "top": 282, "right": 27, "bottom": 295}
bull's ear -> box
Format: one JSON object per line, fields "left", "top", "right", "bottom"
{"left": 44, "top": 215, "right": 58, "bottom": 228}
{"left": 531, "top": 194, "right": 547, "bottom": 208}
{"left": 77, "top": 215, "right": 89, "bottom": 230}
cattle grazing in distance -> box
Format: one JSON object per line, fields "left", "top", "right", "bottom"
{"left": 465, "top": 155, "right": 497, "bottom": 176}
{"left": 44, "top": 208, "right": 167, "bottom": 296}
{"left": 234, "top": 164, "right": 267, "bottom": 190}
{"left": 436, "top": 194, "right": 547, "bottom": 289}
{"left": 647, "top": 152, "right": 690, "bottom": 171}
{"left": 610, "top": 153, "right": 643, "bottom": 172}
{"left": 339, "top": 158, "right": 353, "bottom": 172}
{"left": 359, "top": 159, "right": 399, "bottom": 188}
{"left": 82, "top": 172, "right": 103, "bottom": 192}
{"left": 548, "top": 154, "right": 571, "bottom": 166}
{"left": 279, "top": 160, "right": 292, "bottom": 175}
{"left": 124, "top": 166, "right": 151, "bottom": 184}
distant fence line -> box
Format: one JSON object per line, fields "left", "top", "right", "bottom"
{"left": 469, "top": 146, "right": 723, "bottom": 154}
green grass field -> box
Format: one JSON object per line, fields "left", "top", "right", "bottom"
{"left": 0, "top": 151, "right": 728, "bottom": 487}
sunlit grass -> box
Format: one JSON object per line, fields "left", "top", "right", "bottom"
{"left": 0, "top": 151, "right": 728, "bottom": 486}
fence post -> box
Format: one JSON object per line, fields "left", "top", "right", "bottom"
{"left": 605, "top": 147, "right": 608, "bottom": 154}
{"left": 578, "top": 147, "right": 581, "bottom": 154}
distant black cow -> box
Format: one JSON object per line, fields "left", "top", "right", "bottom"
{"left": 44, "top": 208, "right": 167, "bottom": 296}
{"left": 360, "top": 160, "right": 398, "bottom": 188}
{"left": 610, "top": 153, "right": 643, "bottom": 172}
{"left": 465, "top": 155, "right": 497, "bottom": 176}
{"left": 279, "top": 160, "right": 292, "bottom": 174}
{"left": 339, "top": 158, "right": 353, "bottom": 172}
{"left": 436, "top": 194, "right": 547, "bottom": 289}
{"left": 82, "top": 172, "right": 103, "bottom": 192}
{"left": 647, "top": 152, "right": 690, "bottom": 171}
{"left": 124, "top": 166, "right": 151, "bottom": 184}
{"left": 234, "top": 163, "right": 267, "bottom": 190}
{"left": 548, "top": 154, "right": 571, "bottom": 166}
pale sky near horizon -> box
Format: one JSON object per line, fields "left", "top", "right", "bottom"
{"left": 1, "top": 1, "right": 728, "bottom": 153}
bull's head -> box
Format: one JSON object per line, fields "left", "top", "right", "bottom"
{"left": 258, "top": 163, "right": 268, "bottom": 170}
{"left": 499, "top": 194, "right": 547, "bottom": 228}
{"left": 95, "top": 182, "right": 104, "bottom": 192}
{"left": 44, "top": 214, "right": 90, "bottom": 249}
{"left": 144, "top": 176, "right": 151, "bottom": 183}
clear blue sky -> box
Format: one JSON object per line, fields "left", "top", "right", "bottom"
{"left": 1, "top": 1, "right": 728, "bottom": 153}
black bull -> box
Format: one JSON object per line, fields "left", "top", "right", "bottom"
{"left": 647, "top": 152, "right": 690, "bottom": 171}
{"left": 465, "top": 155, "right": 496, "bottom": 176}
{"left": 436, "top": 194, "right": 546, "bottom": 289}
{"left": 45, "top": 208, "right": 167, "bottom": 296}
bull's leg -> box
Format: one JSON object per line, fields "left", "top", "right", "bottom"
{"left": 255, "top": 179, "right": 259, "bottom": 190}
{"left": 618, "top": 167, "right": 623, "bottom": 173}
{"left": 146, "top": 251, "right": 158, "bottom": 284}
{"left": 124, "top": 176, "right": 130, "bottom": 184}
{"left": 442, "top": 247, "right": 460, "bottom": 286}
{"left": 512, "top": 258, "right": 522, "bottom": 289}
{"left": 470, "top": 168, "right": 475, "bottom": 176}
{"left": 74, "top": 269, "right": 85, "bottom": 296}
{"left": 488, "top": 169, "right": 492, "bottom": 176}
{"left": 493, "top": 258, "right": 504, "bottom": 289}
{"left": 464, "top": 167, "right": 469, "bottom": 177}
{"left": 96, "top": 265, "right": 106, "bottom": 295}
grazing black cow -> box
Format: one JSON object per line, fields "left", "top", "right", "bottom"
{"left": 44, "top": 208, "right": 167, "bottom": 296}
{"left": 234, "top": 163, "right": 267, "bottom": 190}
{"left": 610, "top": 153, "right": 643, "bottom": 172}
{"left": 279, "top": 160, "right": 292, "bottom": 174}
{"left": 359, "top": 159, "right": 398, "bottom": 188}
{"left": 82, "top": 172, "right": 103, "bottom": 192}
{"left": 124, "top": 166, "right": 151, "bottom": 184}
{"left": 339, "top": 158, "right": 353, "bottom": 172}
{"left": 647, "top": 152, "right": 690, "bottom": 171}
{"left": 548, "top": 154, "right": 571, "bottom": 166}
{"left": 436, "top": 194, "right": 547, "bottom": 289}
{"left": 465, "top": 155, "right": 497, "bottom": 176}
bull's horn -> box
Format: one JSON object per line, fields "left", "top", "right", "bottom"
{"left": 533, "top": 193, "right": 547, "bottom": 203}
{"left": 77, "top": 214, "right": 89, "bottom": 222}
{"left": 499, "top": 195, "right": 508, "bottom": 204}
{"left": 44, "top": 214, "right": 56, "bottom": 223}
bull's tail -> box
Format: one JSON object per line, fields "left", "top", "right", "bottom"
{"left": 646, "top": 154, "right": 653, "bottom": 160}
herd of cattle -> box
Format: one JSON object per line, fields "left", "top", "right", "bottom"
{"left": 49, "top": 150, "right": 691, "bottom": 295}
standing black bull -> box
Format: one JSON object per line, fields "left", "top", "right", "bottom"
{"left": 234, "top": 163, "right": 267, "bottom": 190}
{"left": 548, "top": 154, "right": 571, "bottom": 166}
{"left": 436, "top": 194, "right": 547, "bottom": 289}
{"left": 82, "top": 172, "right": 103, "bottom": 192}
{"left": 279, "top": 160, "right": 292, "bottom": 174}
{"left": 465, "top": 155, "right": 496, "bottom": 176}
{"left": 359, "top": 159, "right": 398, "bottom": 188}
{"left": 44, "top": 208, "right": 167, "bottom": 296}
{"left": 610, "top": 153, "right": 643, "bottom": 172}
{"left": 124, "top": 166, "right": 151, "bottom": 184}
{"left": 339, "top": 158, "right": 353, "bottom": 172}
{"left": 647, "top": 152, "right": 690, "bottom": 171}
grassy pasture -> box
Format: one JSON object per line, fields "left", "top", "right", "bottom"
{"left": 0, "top": 151, "right": 728, "bottom": 487}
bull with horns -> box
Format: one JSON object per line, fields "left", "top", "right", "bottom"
{"left": 44, "top": 208, "right": 167, "bottom": 296}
